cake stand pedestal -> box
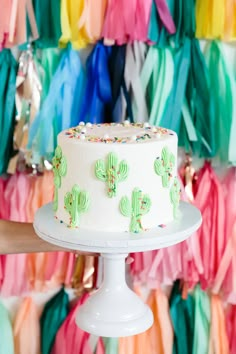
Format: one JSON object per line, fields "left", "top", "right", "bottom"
{"left": 34, "top": 201, "right": 201, "bottom": 337}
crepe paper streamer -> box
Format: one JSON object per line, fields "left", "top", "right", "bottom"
{"left": 0, "top": 256, "right": 4, "bottom": 290}
{"left": 211, "top": 169, "right": 236, "bottom": 302}
{"left": 224, "top": 0, "right": 236, "bottom": 41}
{"left": 192, "top": 285, "right": 210, "bottom": 354}
{"left": 43, "top": 251, "right": 76, "bottom": 288}
{"left": 194, "top": 162, "right": 226, "bottom": 290}
{"left": 31, "top": 0, "right": 61, "bottom": 48}
{"left": 4, "top": 172, "right": 30, "bottom": 222}
{"left": 159, "top": 38, "right": 190, "bottom": 135}
{"left": 107, "top": 45, "right": 134, "bottom": 123}
{"left": 33, "top": 49, "right": 63, "bottom": 104}
{"left": 95, "top": 339, "right": 105, "bottom": 354}
{"left": 0, "top": 177, "right": 10, "bottom": 219}
{"left": 0, "top": 175, "right": 29, "bottom": 296}
{"left": 28, "top": 48, "right": 85, "bottom": 161}
{"left": 169, "top": 281, "right": 195, "bottom": 354}
{"left": 0, "top": 50, "right": 17, "bottom": 175}
{"left": 148, "top": 0, "right": 176, "bottom": 45}
{"left": 0, "top": 301, "right": 14, "bottom": 354}
{"left": 208, "top": 295, "right": 230, "bottom": 354}
{"left": 102, "top": 0, "right": 152, "bottom": 45}
{"left": 60, "top": 0, "right": 91, "bottom": 49}
{"left": 78, "top": 0, "right": 107, "bottom": 42}
{"left": 169, "top": 0, "right": 195, "bottom": 47}
{"left": 1, "top": 254, "right": 28, "bottom": 296}
{"left": 226, "top": 305, "right": 236, "bottom": 353}
{"left": 13, "top": 297, "right": 40, "bottom": 354}
{"left": 183, "top": 39, "right": 216, "bottom": 158}
{"left": 78, "top": 42, "right": 112, "bottom": 124}
{"left": 140, "top": 45, "right": 174, "bottom": 126}
{"left": 195, "top": 0, "right": 236, "bottom": 40}
{"left": 27, "top": 252, "right": 48, "bottom": 292}
{"left": 124, "top": 42, "right": 148, "bottom": 123}
{"left": 154, "top": 0, "right": 175, "bottom": 35}
{"left": 51, "top": 293, "right": 94, "bottom": 354}
{"left": 40, "top": 287, "right": 69, "bottom": 354}
{"left": 25, "top": 171, "right": 54, "bottom": 222}
{"left": 0, "top": 0, "right": 12, "bottom": 49}
{"left": 179, "top": 177, "right": 204, "bottom": 286}
{"left": 118, "top": 287, "right": 149, "bottom": 354}
{"left": 204, "top": 41, "right": 236, "bottom": 165}
{"left": 146, "top": 288, "right": 174, "bottom": 354}
{"left": 103, "top": 337, "right": 118, "bottom": 354}
{"left": 3, "top": 0, "right": 39, "bottom": 48}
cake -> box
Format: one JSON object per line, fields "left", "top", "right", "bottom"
{"left": 52, "top": 122, "right": 180, "bottom": 233}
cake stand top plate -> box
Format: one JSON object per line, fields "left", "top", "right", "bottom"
{"left": 33, "top": 201, "right": 202, "bottom": 253}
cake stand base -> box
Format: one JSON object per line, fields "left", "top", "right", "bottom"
{"left": 34, "top": 201, "right": 202, "bottom": 337}
{"left": 76, "top": 253, "right": 153, "bottom": 337}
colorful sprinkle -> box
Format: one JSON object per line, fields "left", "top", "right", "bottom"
{"left": 64, "top": 123, "right": 171, "bottom": 144}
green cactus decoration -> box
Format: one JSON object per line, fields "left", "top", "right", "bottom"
{"left": 64, "top": 185, "right": 90, "bottom": 227}
{"left": 52, "top": 146, "right": 67, "bottom": 211}
{"left": 120, "top": 188, "right": 151, "bottom": 233}
{"left": 95, "top": 152, "right": 129, "bottom": 197}
{"left": 154, "top": 146, "right": 175, "bottom": 188}
{"left": 170, "top": 177, "right": 181, "bottom": 219}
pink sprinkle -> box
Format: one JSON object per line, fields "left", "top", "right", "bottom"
{"left": 158, "top": 224, "right": 166, "bottom": 228}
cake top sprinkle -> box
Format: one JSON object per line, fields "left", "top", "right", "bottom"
{"left": 62, "top": 122, "right": 174, "bottom": 144}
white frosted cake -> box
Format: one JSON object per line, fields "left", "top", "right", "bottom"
{"left": 52, "top": 122, "right": 180, "bottom": 233}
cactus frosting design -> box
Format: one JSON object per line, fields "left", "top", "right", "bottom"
{"left": 170, "top": 177, "right": 181, "bottom": 218}
{"left": 52, "top": 146, "right": 67, "bottom": 211}
{"left": 120, "top": 188, "right": 151, "bottom": 233}
{"left": 64, "top": 185, "right": 90, "bottom": 227}
{"left": 154, "top": 146, "right": 175, "bottom": 188}
{"left": 95, "top": 152, "right": 129, "bottom": 197}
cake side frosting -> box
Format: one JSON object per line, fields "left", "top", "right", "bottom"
{"left": 54, "top": 123, "right": 179, "bottom": 233}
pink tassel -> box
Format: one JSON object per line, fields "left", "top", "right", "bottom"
{"left": 0, "top": 177, "right": 9, "bottom": 219}
{"left": 102, "top": 0, "right": 152, "bottom": 44}
{"left": 52, "top": 294, "right": 94, "bottom": 354}
{"left": 194, "top": 162, "right": 226, "bottom": 290}
{"left": 154, "top": 0, "right": 176, "bottom": 34}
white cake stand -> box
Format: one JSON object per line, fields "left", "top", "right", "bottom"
{"left": 34, "top": 201, "right": 201, "bottom": 337}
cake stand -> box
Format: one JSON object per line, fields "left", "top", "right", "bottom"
{"left": 34, "top": 201, "right": 201, "bottom": 337}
